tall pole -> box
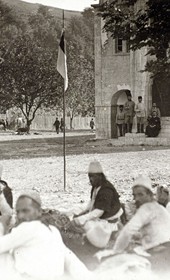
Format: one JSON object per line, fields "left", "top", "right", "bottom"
{"left": 63, "top": 9, "right": 66, "bottom": 191}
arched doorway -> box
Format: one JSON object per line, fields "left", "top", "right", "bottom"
{"left": 111, "top": 90, "right": 129, "bottom": 138}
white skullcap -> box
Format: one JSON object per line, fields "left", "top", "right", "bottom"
{"left": 88, "top": 161, "right": 103, "bottom": 174}
{"left": 18, "top": 191, "right": 41, "bottom": 206}
{"left": 133, "top": 175, "right": 153, "bottom": 193}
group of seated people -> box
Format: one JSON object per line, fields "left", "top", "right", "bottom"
{"left": 0, "top": 162, "right": 170, "bottom": 280}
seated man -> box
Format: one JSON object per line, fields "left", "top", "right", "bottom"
{"left": 95, "top": 175, "right": 170, "bottom": 275}
{"left": 0, "top": 180, "right": 13, "bottom": 212}
{"left": 70, "top": 161, "right": 123, "bottom": 248}
{"left": 157, "top": 184, "right": 170, "bottom": 213}
{"left": 0, "top": 191, "right": 91, "bottom": 280}
{"left": 145, "top": 111, "right": 161, "bottom": 137}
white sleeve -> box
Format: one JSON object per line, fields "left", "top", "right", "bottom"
{"left": 75, "top": 209, "right": 104, "bottom": 226}
{"left": 0, "top": 222, "right": 38, "bottom": 254}
{"left": 113, "top": 205, "right": 153, "bottom": 254}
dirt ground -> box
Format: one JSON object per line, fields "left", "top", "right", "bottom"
{"left": 0, "top": 130, "right": 169, "bottom": 159}
{"left": 0, "top": 130, "right": 170, "bottom": 272}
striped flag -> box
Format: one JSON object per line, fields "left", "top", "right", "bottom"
{"left": 57, "top": 30, "right": 68, "bottom": 92}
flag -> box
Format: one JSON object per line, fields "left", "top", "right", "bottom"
{"left": 57, "top": 30, "right": 68, "bottom": 92}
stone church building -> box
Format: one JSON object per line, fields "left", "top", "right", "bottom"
{"left": 92, "top": 0, "right": 170, "bottom": 141}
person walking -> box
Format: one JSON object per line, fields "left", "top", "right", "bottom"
{"left": 90, "top": 118, "right": 95, "bottom": 130}
{"left": 124, "top": 91, "right": 135, "bottom": 133}
{"left": 135, "top": 96, "right": 146, "bottom": 133}
{"left": 53, "top": 117, "right": 60, "bottom": 134}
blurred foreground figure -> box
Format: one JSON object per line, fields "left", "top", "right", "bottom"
{"left": 0, "top": 191, "right": 91, "bottom": 280}
{"left": 95, "top": 175, "right": 170, "bottom": 277}
{"left": 68, "top": 161, "right": 123, "bottom": 248}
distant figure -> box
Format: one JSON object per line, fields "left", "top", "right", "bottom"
{"left": 116, "top": 105, "right": 125, "bottom": 137}
{"left": 90, "top": 118, "right": 95, "bottom": 130}
{"left": 150, "top": 103, "right": 161, "bottom": 118}
{"left": 145, "top": 111, "right": 161, "bottom": 137}
{"left": 135, "top": 96, "right": 146, "bottom": 133}
{"left": 16, "top": 115, "right": 25, "bottom": 130}
{"left": 60, "top": 118, "right": 64, "bottom": 132}
{"left": 124, "top": 91, "right": 135, "bottom": 133}
{"left": 53, "top": 117, "right": 60, "bottom": 134}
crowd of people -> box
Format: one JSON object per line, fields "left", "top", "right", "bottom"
{"left": 116, "top": 91, "right": 161, "bottom": 137}
{"left": 0, "top": 161, "right": 170, "bottom": 279}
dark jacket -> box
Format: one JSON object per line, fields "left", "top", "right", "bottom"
{"left": 91, "top": 180, "right": 121, "bottom": 219}
{"left": 0, "top": 180, "right": 13, "bottom": 215}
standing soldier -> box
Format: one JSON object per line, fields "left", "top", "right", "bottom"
{"left": 135, "top": 96, "right": 146, "bottom": 133}
{"left": 116, "top": 105, "right": 125, "bottom": 137}
{"left": 53, "top": 117, "right": 60, "bottom": 134}
{"left": 90, "top": 118, "right": 95, "bottom": 130}
{"left": 124, "top": 91, "right": 135, "bottom": 133}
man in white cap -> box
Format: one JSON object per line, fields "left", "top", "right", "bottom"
{"left": 0, "top": 191, "right": 91, "bottom": 280}
{"left": 95, "top": 175, "right": 170, "bottom": 275}
{"left": 70, "top": 161, "right": 122, "bottom": 248}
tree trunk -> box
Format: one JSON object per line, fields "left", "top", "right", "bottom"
{"left": 26, "top": 119, "right": 31, "bottom": 133}
{"left": 70, "top": 116, "right": 73, "bottom": 129}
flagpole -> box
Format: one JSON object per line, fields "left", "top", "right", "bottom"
{"left": 63, "top": 9, "right": 66, "bottom": 192}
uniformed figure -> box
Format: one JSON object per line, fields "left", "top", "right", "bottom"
{"left": 124, "top": 91, "right": 135, "bottom": 133}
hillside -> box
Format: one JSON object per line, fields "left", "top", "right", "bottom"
{"left": 2, "top": 0, "right": 82, "bottom": 23}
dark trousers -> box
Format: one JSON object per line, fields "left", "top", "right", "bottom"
{"left": 55, "top": 127, "right": 59, "bottom": 134}
{"left": 125, "top": 123, "right": 133, "bottom": 133}
{"left": 117, "top": 124, "right": 124, "bottom": 136}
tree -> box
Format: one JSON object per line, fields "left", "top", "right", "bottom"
{"left": 64, "top": 9, "right": 95, "bottom": 129}
{"left": 0, "top": 3, "right": 95, "bottom": 131}
{"left": 0, "top": 5, "right": 63, "bottom": 131}
{"left": 99, "top": 0, "right": 170, "bottom": 79}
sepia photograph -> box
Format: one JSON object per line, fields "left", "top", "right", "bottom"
{"left": 0, "top": 0, "right": 170, "bottom": 279}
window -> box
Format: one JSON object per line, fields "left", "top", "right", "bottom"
{"left": 115, "top": 38, "right": 123, "bottom": 53}
{"left": 126, "top": 40, "right": 130, "bottom": 53}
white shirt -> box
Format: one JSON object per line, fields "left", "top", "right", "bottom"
{"left": 113, "top": 201, "right": 170, "bottom": 253}
{"left": 135, "top": 102, "right": 146, "bottom": 117}
{"left": 0, "top": 221, "right": 65, "bottom": 280}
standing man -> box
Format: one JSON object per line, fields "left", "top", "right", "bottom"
{"left": 0, "top": 191, "right": 91, "bottom": 280}
{"left": 124, "top": 91, "right": 135, "bottom": 133}
{"left": 135, "top": 96, "right": 146, "bottom": 133}
{"left": 116, "top": 105, "right": 125, "bottom": 137}
{"left": 53, "top": 117, "right": 60, "bottom": 134}
{"left": 150, "top": 103, "right": 161, "bottom": 118}
{"left": 60, "top": 117, "right": 64, "bottom": 132}
{"left": 90, "top": 118, "right": 95, "bottom": 130}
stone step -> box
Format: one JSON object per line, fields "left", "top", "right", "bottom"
{"left": 116, "top": 137, "right": 170, "bottom": 146}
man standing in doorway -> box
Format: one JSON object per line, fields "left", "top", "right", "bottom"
{"left": 124, "top": 91, "right": 135, "bottom": 133}
{"left": 135, "top": 96, "right": 146, "bottom": 133}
